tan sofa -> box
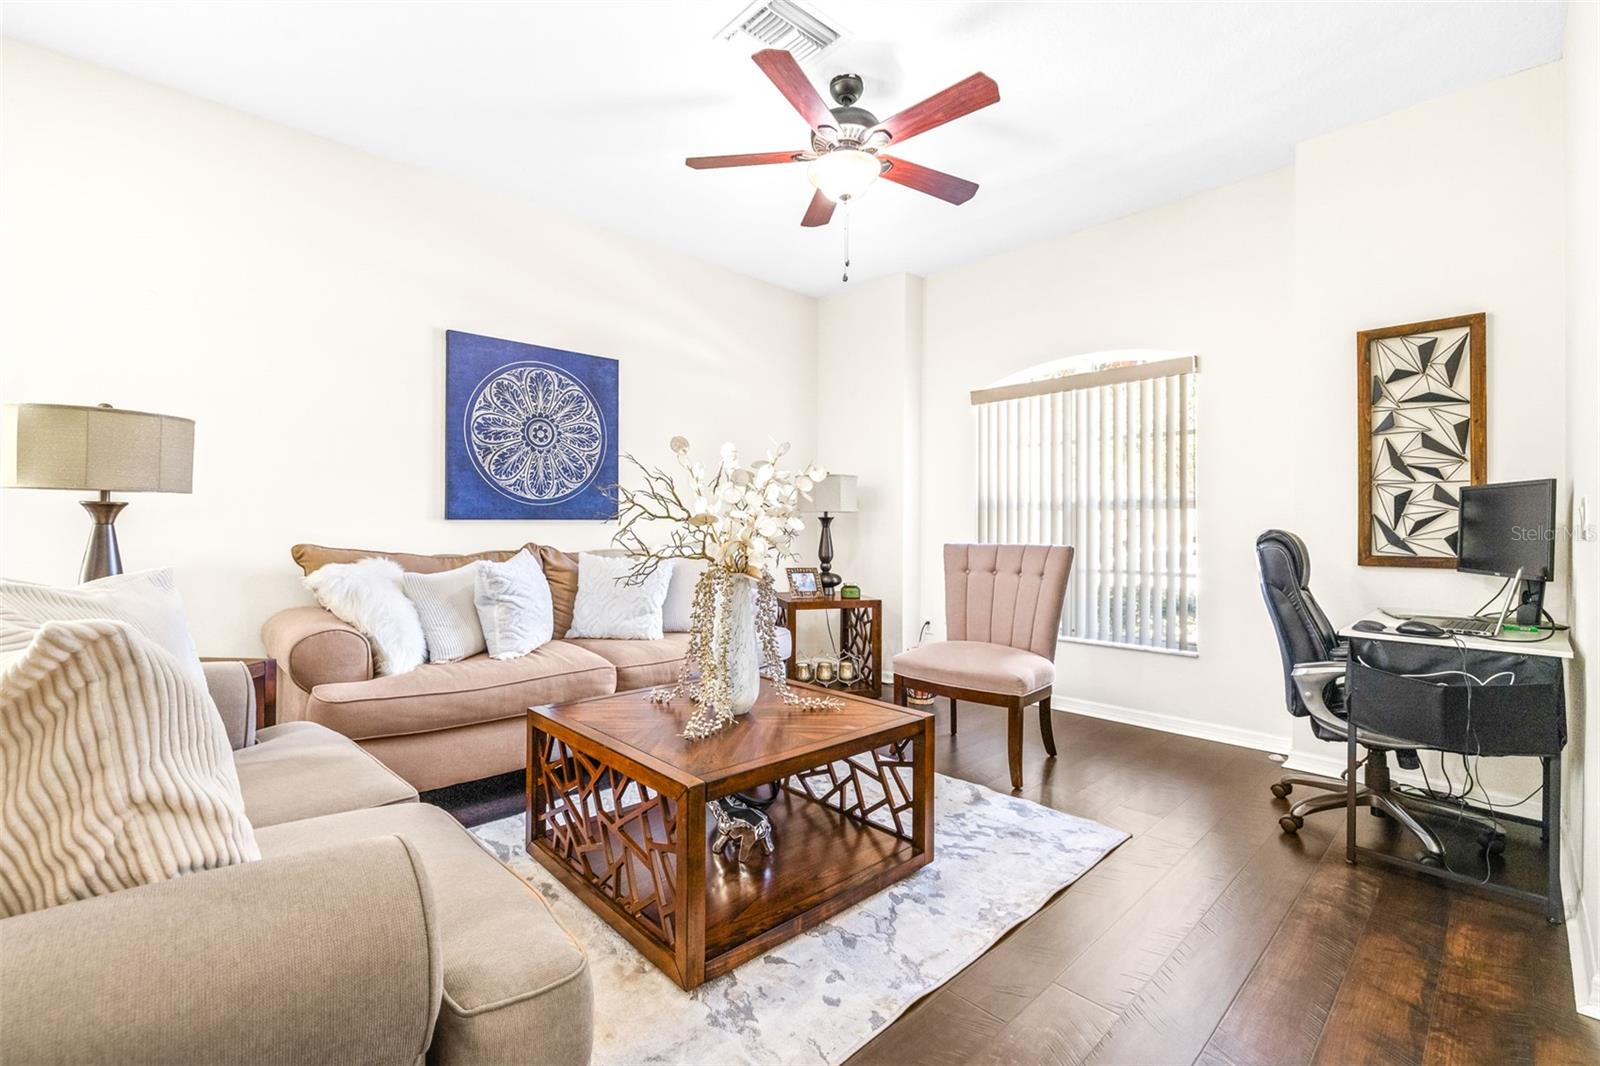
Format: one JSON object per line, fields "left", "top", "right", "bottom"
{"left": 262, "top": 542, "right": 692, "bottom": 791}
{"left": 0, "top": 661, "right": 592, "bottom": 1066}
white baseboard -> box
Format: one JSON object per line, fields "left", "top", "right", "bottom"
{"left": 1048, "top": 694, "right": 1289, "bottom": 755}
{"left": 1280, "top": 749, "right": 1545, "bottom": 817}
{"left": 1565, "top": 846, "right": 1600, "bottom": 1019}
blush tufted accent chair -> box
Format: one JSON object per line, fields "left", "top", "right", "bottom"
{"left": 892, "top": 543, "right": 1074, "bottom": 790}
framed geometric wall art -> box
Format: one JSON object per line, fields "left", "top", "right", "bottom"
{"left": 1356, "top": 312, "right": 1486, "bottom": 567}
{"left": 445, "top": 330, "right": 619, "bottom": 520}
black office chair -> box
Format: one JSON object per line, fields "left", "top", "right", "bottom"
{"left": 1256, "top": 530, "right": 1500, "bottom": 863}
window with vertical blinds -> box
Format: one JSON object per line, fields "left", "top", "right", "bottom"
{"left": 972, "top": 353, "right": 1199, "bottom": 653}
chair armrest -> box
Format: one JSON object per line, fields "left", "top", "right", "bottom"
{"left": 1291, "top": 661, "right": 1347, "bottom": 735}
{"left": 0, "top": 837, "right": 442, "bottom": 1066}
{"left": 202, "top": 659, "right": 256, "bottom": 749}
{"left": 262, "top": 604, "right": 374, "bottom": 691}
{"left": 1291, "top": 661, "right": 1417, "bottom": 751}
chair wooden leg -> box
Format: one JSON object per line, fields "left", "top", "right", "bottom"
{"left": 893, "top": 675, "right": 907, "bottom": 706}
{"left": 1007, "top": 701, "right": 1023, "bottom": 790}
{"left": 950, "top": 699, "right": 958, "bottom": 735}
{"left": 1039, "top": 698, "right": 1057, "bottom": 758}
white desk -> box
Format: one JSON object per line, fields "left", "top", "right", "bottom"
{"left": 1339, "top": 608, "right": 1570, "bottom": 921}
{"left": 1340, "top": 610, "right": 1573, "bottom": 660}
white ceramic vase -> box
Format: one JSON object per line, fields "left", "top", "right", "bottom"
{"left": 716, "top": 574, "right": 762, "bottom": 716}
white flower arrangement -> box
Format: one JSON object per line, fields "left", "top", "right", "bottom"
{"left": 614, "top": 436, "right": 825, "bottom": 580}
{"left": 613, "top": 438, "right": 840, "bottom": 738}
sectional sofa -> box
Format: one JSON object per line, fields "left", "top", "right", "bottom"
{"left": 262, "top": 542, "right": 789, "bottom": 792}
{"left": 0, "top": 660, "right": 592, "bottom": 1065}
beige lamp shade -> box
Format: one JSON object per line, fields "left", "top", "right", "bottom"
{"left": 807, "top": 473, "right": 858, "bottom": 514}
{"left": 2, "top": 403, "right": 194, "bottom": 493}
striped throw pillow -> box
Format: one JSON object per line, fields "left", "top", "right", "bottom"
{"left": 0, "top": 620, "right": 259, "bottom": 918}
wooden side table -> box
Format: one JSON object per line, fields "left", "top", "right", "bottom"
{"left": 778, "top": 593, "right": 883, "bottom": 696}
{"left": 200, "top": 657, "right": 278, "bottom": 730}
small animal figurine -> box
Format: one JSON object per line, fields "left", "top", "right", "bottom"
{"left": 709, "top": 797, "right": 774, "bottom": 864}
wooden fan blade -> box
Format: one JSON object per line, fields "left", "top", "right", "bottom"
{"left": 801, "top": 189, "right": 836, "bottom": 228}
{"left": 753, "top": 49, "right": 837, "bottom": 132}
{"left": 871, "top": 73, "right": 999, "bottom": 144}
{"left": 880, "top": 155, "right": 979, "bottom": 205}
{"left": 685, "top": 151, "right": 806, "bottom": 169}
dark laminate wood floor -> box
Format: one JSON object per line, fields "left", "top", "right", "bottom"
{"left": 428, "top": 698, "right": 1600, "bottom": 1066}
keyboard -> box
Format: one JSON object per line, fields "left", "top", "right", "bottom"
{"left": 1434, "top": 616, "right": 1496, "bottom": 636}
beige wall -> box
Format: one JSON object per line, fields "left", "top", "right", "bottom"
{"left": 0, "top": 41, "right": 819, "bottom": 652}
{"left": 1284, "top": 62, "right": 1566, "bottom": 813}
{"left": 1563, "top": 0, "right": 1600, "bottom": 1018}
{"left": 811, "top": 273, "right": 923, "bottom": 663}
{"left": 911, "top": 167, "right": 1299, "bottom": 750}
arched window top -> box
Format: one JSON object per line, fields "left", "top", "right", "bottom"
{"left": 984, "top": 349, "right": 1195, "bottom": 391}
{"left": 971, "top": 349, "right": 1198, "bottom": 407}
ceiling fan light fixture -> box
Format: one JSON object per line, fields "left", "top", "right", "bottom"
{"left": 807, "top": 149, "right": 881, "bottom": 204}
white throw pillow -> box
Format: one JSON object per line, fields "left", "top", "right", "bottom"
{"left": 303, "top": 557, "right": 426, "bottom": 676}
{"left": 402, "top": 563, "right": 487, "bottom": 663}
{"left": 566, "top": 555, "right": 675, "bottom": 641}
{"left": 0, "top": 569, "right": 206, "bottom": 689}
{"left": 475, "top": 549, "right": 553, "bottom": 660}
{"left": 0, "top": 619, "right": 260, "bottom": 918}
{"left": 661, "top": 559, "right": 708, "bottom": 633}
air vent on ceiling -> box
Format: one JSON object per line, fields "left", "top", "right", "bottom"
{"left": 717, "top": 0, "right": 841, "bottom": 62}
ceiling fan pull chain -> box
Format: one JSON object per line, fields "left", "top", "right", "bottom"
{"left": 842, "top": 203, "right": 852, "bottom": 283}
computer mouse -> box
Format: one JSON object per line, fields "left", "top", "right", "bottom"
{"left": 1397, "top": 619, "right": 1447, "bottom": 638}
{"left": 1351, "top": 620, "right": 1388, "bottom": 633}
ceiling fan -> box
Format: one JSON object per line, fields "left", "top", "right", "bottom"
{"left": 686, "top": 49, "right": 999, "bottom": 228}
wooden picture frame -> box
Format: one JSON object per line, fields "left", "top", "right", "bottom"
{"left": 785, "top": 566, "right": 821, "bottom": 597}
{"left": 1357, "top": 312, "right": 1487, "bottom": 567}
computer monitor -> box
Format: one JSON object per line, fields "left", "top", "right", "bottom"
{"left": 1457, "top": 478, "right": 1556, "bottom": 625}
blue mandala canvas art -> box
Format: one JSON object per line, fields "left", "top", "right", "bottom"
{"left": 445, "top": 330, "right": 619, "bottom": 520}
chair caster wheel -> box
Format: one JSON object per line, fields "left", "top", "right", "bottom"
{"left": 1418, "top": 853, "right": 1445, "bottom": 868}
{"left": 1279, "top": 814, "right": 1304, "bottom": 834}
{"left": 1270, "top": 782, "right": 1292, "bottom": 799}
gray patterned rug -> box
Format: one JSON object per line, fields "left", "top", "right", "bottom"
{"left": 470, "top": 774, "right": 1125, "bottom": 1065}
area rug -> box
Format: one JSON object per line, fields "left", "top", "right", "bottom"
{"left": 470, "top": 774, "right": 1126, "bottom": 1065}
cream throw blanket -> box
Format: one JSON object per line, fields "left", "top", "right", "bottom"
{"left": 0, "top": 620, "right": 259, "bottom": 918}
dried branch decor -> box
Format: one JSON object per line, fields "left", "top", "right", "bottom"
{"left": 614, "top": 438, "right": 842, "bottom": 739}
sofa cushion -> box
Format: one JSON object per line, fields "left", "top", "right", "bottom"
{"left": 565, "top": 633, "right": 691, "bottom": 690}
{"left": 0, "top": 568, "right": 207, "bottom": 687}
{"left": 0, "top": 620, "right": 259, "bottom": 918}
{"left": 403, "top": 564, "right": 487, "bottom": 663}
{"left": 235, "top": 721, "right": 418, "bottom": 828}
{"left": 254, "top": 804, "right": 592, "bottom": 1066}
{"left": 566, "top": 554, "right": 674, "bottom": 641}
{"left": 304, "top": 557, "right": 426, "bottom": 676}
{"left": 538, "top": 546, "right": 580, "bottom": 638}
{"left": 891, "top": 639, "right": 1055, "bottom": 696}
{"left": 293, "top": 541, "right": 544, "bottom": 576}
{"left": 304, "top": 641, "right": 616, "bottom": 740}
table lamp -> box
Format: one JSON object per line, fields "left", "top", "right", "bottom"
{"left": 806, "top": 473, "right": 857, "bottom": 595}
{"left": 2, "top": 402, "right": 195, "bottom": 582}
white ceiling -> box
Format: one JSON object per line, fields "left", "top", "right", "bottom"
{"left": 1, "top": 1, "right": 1567, "bottom": 296}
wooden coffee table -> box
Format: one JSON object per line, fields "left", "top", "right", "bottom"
{"left": 524, "top": 679, "right": 934, "bottom": 990}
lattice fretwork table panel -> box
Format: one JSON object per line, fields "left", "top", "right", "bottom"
{"left": 526, "top": 680, "right": 933, "bottom": 989}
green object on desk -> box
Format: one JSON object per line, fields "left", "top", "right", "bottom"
{"left": 840, "top": 584, "right": 861, "bottom": 599}
{"left": 1502, "top": 623, "right": 1541, "bottom": 633}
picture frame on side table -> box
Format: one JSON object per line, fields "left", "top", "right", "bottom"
{"left": 785, "top": 566, "right": 821, "bottom": 597}
{"left": 1356, "top": 312, "right": 1487, "bottom": 567}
